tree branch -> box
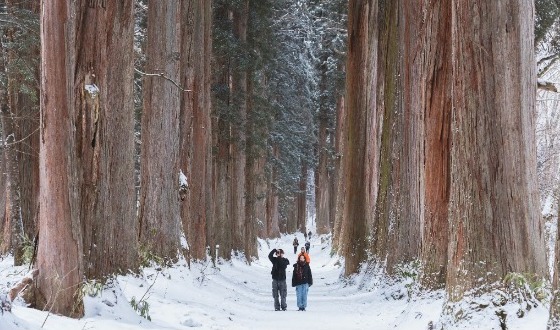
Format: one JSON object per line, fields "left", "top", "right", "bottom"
{"left": 538, "top": 79, "right": 558, "bottom": 93}
{"left": 538, "top": 56, "right": 560, "bottom": 78}
{"left": 134, "top": 68, "right": 191, "bottom": 92}
{"left": 538, "top": 54, "right": 559, "bottom": 66}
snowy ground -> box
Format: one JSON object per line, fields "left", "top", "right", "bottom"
{"left": 0, "top": 234, "right": 550, "bottom": 329}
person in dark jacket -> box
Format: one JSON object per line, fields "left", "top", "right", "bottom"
{"left": 269, "top": 248, "right": 290, "bottom": 311}
{"left": 305, "top": 240, "right": 310, "bottom": 253}
{"left": 292, "top": 254, "right": 313, "bottom": 311}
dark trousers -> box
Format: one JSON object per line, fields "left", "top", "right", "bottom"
{"left": 294, "top": 246, "right": 297, "bottom": 254}
{"left": 272, "top": 279, "right": 287, "bottom": 310}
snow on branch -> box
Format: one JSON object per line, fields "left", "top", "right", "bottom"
{"left": 538, "top": 79, "right": 558, "bottom": 93}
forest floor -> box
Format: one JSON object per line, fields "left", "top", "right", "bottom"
{"left": 0, "top": 234, "right": 549, "bottom": 329}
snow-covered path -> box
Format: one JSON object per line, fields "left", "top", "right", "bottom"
{"left": 0, "top": 234, "right": 550, "bottom": 329}
{"left": 198, "top": 234, "right": 444, "bottom": 329}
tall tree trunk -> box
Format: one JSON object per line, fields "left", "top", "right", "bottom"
{"left": 285, "top": 195, "right": 297, "bottom": 233}
{"left": 297, "top": 163, "right": 308, "bottom": 233}
{"left": 329, "top": 95, "right": 343, "bottom": 234}
{"left": 212, "top": 5, "right": 233, "bottom": 260}
{"left": 356, "top": 0, "right": 423, "bottom": 274}
{"left": 77, "top": 0, "right": 137, "bottom": 279}
{"left": 339, "top": 0, "right": 424, "bottom": 275}
{"left": 35, "top": 0, "right": 137, "bottom": 311}
{"left": 251, "top": 154, "right": 267, "bottom": 240}
{"left": 266, "top": 145, "right": 280, "bottom": 238}
{"left": 230, "top": 1, "right": 248, "bottom": 256}
{"left": 255, "top": 156, "right": 267, "bottom": 240}
{"left": 6, "top": 0, "right": 40, "bottom": 255}
{"left": 414, "top": 0, "right": 452, "bottom": 290}
{"left": 315, "top": 108, "right": 331, "bottom": 235}
{"left": 370, "top": 0, "right": 407, "bottom": 270}
{"left": 138, "top": 0, "right": 181, "bottom": 260}
{"left": 180, "top": 0, "right": 212, "bottom": 261}
{"left": 339, "top": 0, "right": 376, "bottom": 275}
{"left": 203, "top": 0, "right": 214, "bottom": 262}
{"left": 35, "top": 0, "right": 84, "bottom": 316}
{"left": 332, "top": 95, "right": 346, "bottom": 252}
{"left": 315, "top": 32, "right": 332, "bottom": 236}
{"left": 244, "top": 70, "right": 259, "bottom": 259}
{"left": 0, "top": 0, "right": 30, "bottom": 265}
{"left": 17, "top": 93, "right": 40, "bottom": 250}
{"left": 446, "top": 0, "right": 547, "bottom": 305}
{"left": 213, "top": 116, "right": 232, "bottom": 259}
{"left": 0, "top": 85, "right": 24, "bottom": 264}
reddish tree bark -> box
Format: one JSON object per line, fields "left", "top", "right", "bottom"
{"left": 180, "top": 0, "right": 212, "bottom": 261}
{"left": 212, "top": 5, "right": 233, "bottom": 260}
{"left": 447, "top": 0, "right": 547, "bottom": 304}
{"left": 138, "top": 0, "right": 182, "bottom": 260}
{"left": 412, "top": 0, "right": 452, "bottom": 290}
{"left": 76, "top": 0, "right": 138, "bottom": 279}
{"left": 230, "top": 1, "right": 249, "bottom": 256}
{"left": 315, "top": 111, "right": 331, "bottom": 235}
{"left": 265, "top": 145, "right": 280, "bottom": 238}
{"left": 0, "top": 85, "right": 24, "bottom": 264}
{"left": 338, "top": 0, "right": 376, "bottom": 275}
{"left": 34, "top": 0, "right": 138, "bottom": 314}
{"left": 35, "top": 0, "right": 84, "bottom": 316}
{"left": 332, "top": 95, "right": 346, "bottom": 252}
{"left": 245, "top": 69, "right": 263, "bottom": 256}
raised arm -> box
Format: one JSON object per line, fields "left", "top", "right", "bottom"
{"left": 268, "top": 249, "right": 277, "bottom": 263}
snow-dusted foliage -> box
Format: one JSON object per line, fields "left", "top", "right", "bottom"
{"left": 211, "top": 0, "right": 345, "bottom": 220}
{"left": 536, "top": 65, "right": 560, "bottom": 277}
{"left": 536, "top": 10, "right": 560, "bottom": 274}
{"left": 266, "top": 0, "right": 318, "bottom": 193}
{"left": 266, "top": 0, "right": 346, "bottom": 212}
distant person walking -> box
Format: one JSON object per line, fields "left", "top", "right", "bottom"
{"left": 308, "top": 231, "right": 312, "bottom": 239}
{"left": 305, "top": 241, "right": 310, "bottom": 253}
{"left": 269, "top": 248, "right": 290, "bottom": 311}
{"left": 292, "top": 237, "right": 299, "bottom": 254}
{"left": 292, "top": 254, "right": 313, "bottom": 311}
{"left": 298, "top": 246, "right": 310, "bottom": 263}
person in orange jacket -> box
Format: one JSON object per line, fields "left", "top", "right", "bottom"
{"left": 298, "top": 246, "right": 310, "bottom": 264}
